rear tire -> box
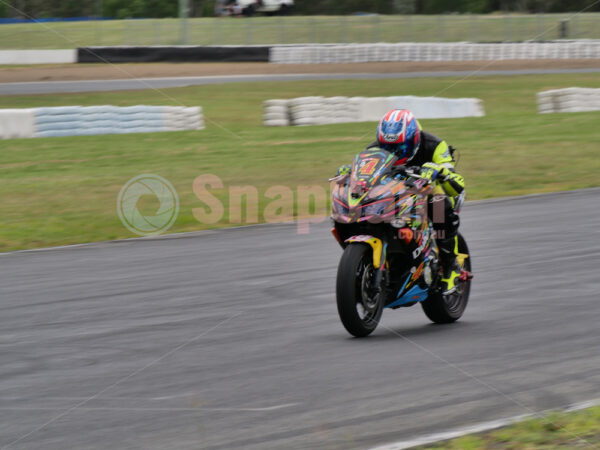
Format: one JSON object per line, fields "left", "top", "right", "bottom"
{"left": 336, "top": 244, "right": 384, "bottom": 337}
{"left": 421, "top": 233, "right": 472, "bottom": 324}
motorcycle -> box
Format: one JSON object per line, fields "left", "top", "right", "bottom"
{"left": 330, "top": 148, "right": 473, "bottom": 337}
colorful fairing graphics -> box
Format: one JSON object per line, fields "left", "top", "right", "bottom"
{"left": 331, "top": 149, "right": 430, "bottom": 227}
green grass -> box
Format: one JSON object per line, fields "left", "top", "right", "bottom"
{"left": 0, "top": 13, "right": 599, "bottom": 49}
{"left": 1, "top": 73, "right": 600, "bottom": 251}
{"left": 419, "top": 405, "right": 600, "bottom": 449}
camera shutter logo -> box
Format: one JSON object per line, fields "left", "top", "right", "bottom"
{"left": 117, "top": 174, "right": 179, "bottom": 236}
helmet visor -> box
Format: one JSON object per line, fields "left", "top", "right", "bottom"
{"left": 381, "top": 142, "right": 412, "bottom": 159}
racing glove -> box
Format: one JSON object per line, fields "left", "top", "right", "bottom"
{"left": 421, "top": 162, "right": 465, "bottom": 196}
{"left": 336, "top": 164, "right": 351, "bottom": 177}
{"left": 420, "top": 162, "right": 449, "bottom": 182}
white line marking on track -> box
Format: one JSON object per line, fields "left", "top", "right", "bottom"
{"left": 370, "top": 414, "right": 532, "bottom": 450}
{"left": 369, "top": 398, "right": 600, "bottom": 450}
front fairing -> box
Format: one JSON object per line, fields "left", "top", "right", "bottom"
{"left": 331, "top": 149, "right": 421, "bottom": 224}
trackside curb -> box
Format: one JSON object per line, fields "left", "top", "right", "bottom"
{"left": 369, "top": 398, "right": 600, "bottom": 450}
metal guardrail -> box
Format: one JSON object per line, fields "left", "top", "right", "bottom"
{"left": 0, "top": 14, "right": 599, "bottom": 49}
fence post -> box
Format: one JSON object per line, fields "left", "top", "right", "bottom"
{"left": 471, "top": 14, "right": 479, "bottom": 43}
{"left": 559, "top": 19, "right": 569, "bottom": 39}
{"left": 246, "top": 18, "right": 253, "bottom": 45}
{"left": 437, "top": 15, "right": 445, "bottom": 42}
{"left": 125, "top": 20, "right": 130, "bottom": 45}
{"left": 405, "top": 15, "right": 413, "bottom": 42}
{"left": 95, "top": 20, "right": 102, "bottom": 46}
{"left": 372, "top": 14, "right": 380, "bottom": 43}
{"left": 179, "top": 0, "right": 189, "bottom": 45}
{"left": 279, "top": 16, "right": 286, "bottom": 44}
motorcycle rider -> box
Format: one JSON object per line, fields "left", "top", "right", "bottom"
{"left": 337, "top": 109, "right": 465, "bottom": 294}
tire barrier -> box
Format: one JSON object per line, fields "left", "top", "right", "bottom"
{"left": 2, "top": 42, "right": 599, "bottom": 64}
{"left": 78, "top": 46, "right": 270, "bottom": 63}
{"left": 0, "top": 49, "right": 77, "bottom": 65}
{"left": 262, "top": 99, "right": 291, "bottom": 127}
{"left": 537, "top": 87, "right": 600, "bottom": 113}
{"left": 269, "top": 41, "right": 600, "bottom": 64}
{"left": 0, "top": 105, "right": 204, "bottom": 140}
{"left": 263, "top": 95, "right": 484, "bottom": 126}
{"left": 0, "top": 109, "right": 36, "bottom": 139}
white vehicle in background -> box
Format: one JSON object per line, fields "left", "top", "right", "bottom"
{"left": 215, "top": 0, "right": 294, "bottom": 16}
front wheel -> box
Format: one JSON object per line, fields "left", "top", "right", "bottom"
{"left": 421, "top": 233, "right": 472, "bottom": 324}
{"left": 336, "top": 244, "right": 384, "bottom": 337}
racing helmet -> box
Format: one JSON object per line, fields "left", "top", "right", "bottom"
{"left": 376, "top": 109, "right": 422, "bottom": 164}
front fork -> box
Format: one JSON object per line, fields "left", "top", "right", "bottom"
{"left": 344, "top": 235, "right": 387, "bottom": 292}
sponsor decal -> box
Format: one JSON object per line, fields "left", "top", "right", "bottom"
{"left": 359, "top": 158, "right": 378, "bottom": 175}
{"left": 412, "top": 228, "right": 430, "bottom": 259}
{"left": 410, "top": 262, "right": 425, "bottom": 282}
{"left": 348, "top": 235, "right": 374, "bottom": 243}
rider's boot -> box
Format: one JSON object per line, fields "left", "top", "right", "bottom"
{"left": 438, "top": 235, "right": 461, "bottom": 295}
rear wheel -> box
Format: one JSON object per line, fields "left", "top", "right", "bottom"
{"left": 336, "top": 244, "right": 384, "bottom": 337}
{"left": 421, "top": 233, "right": 472, "bottom": 324}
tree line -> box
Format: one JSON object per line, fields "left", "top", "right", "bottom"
{"left": 1, "top": 0, "right": 598, "bottom": 19}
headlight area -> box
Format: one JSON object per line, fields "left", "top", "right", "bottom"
{"left": 362, "top": 198, "right": 394, "bottom": 218}
{"left": 362, "top": 199, "right": 414, "bottom": 228}
{"left": 332, "top": 198, "right": 349, "bottom": 216}
{"left": 390, "top": 214, "right": 411, "bottom": 228}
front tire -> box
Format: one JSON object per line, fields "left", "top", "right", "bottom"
{"left": 336, "top": 244, "right": 384, "bottom": 337}
{"left": 421, "top": 233, "right": 472, "bottom": 324}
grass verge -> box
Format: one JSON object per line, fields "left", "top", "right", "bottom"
{"left": 419, "top": 405, "right": 600, "bottom": 449}
{"left": 1, "top": 73, "right": 599, "bottom": 251}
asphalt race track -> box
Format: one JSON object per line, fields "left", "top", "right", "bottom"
{"left": 1, "top": 188, "right": 600, "bottom": 449}
{"left": 2, "top": 68, "right": 600, "bottom": 95}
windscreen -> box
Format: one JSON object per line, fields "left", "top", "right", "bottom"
{"left": 349, "top": 149, "right": 396, "bottom": 198}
